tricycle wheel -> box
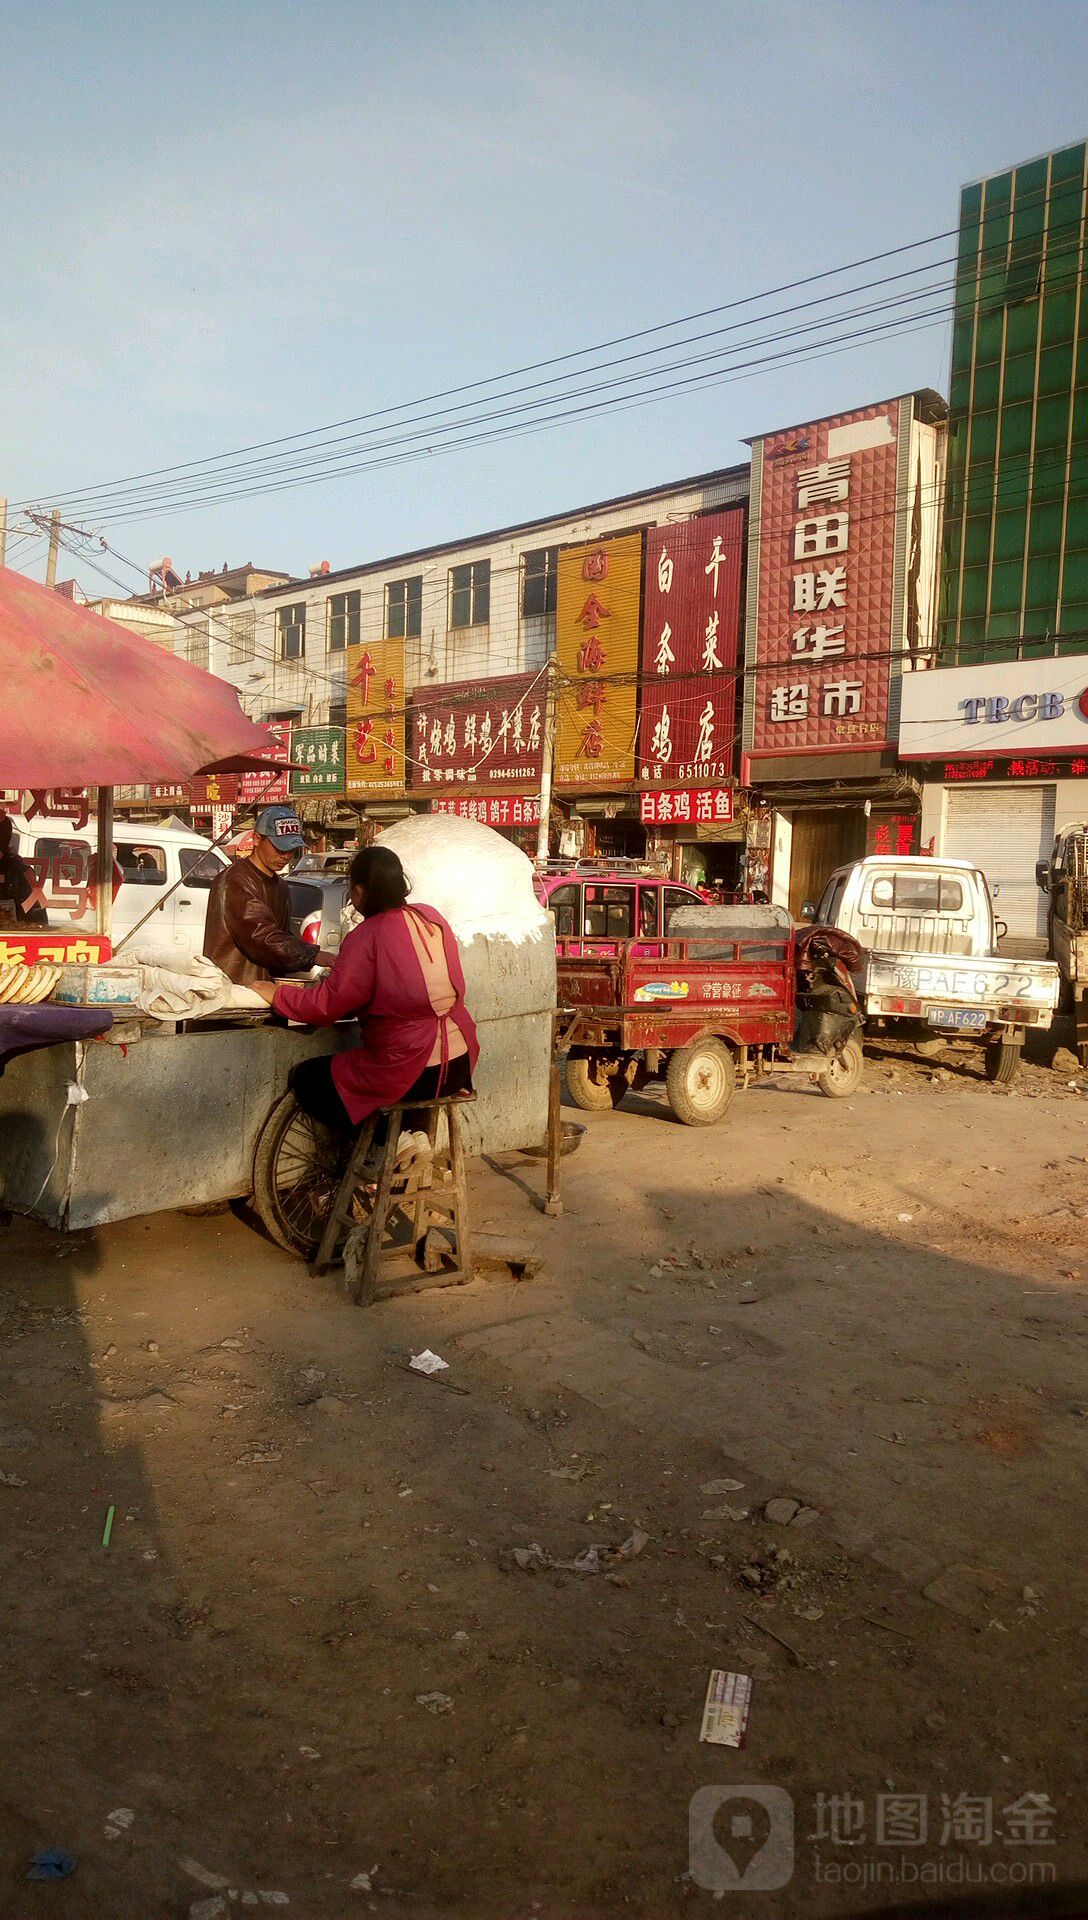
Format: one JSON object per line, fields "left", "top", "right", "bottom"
{"left": 565, "top": 1055, "right": 635, "bottom": 1111}
{"left": 984, "top": 1038, "right": 1021, "bottom": 1086}
{"left": 665, "top": 1039, "right": 735, "bottom": 1126}
{"left": 251, "top": 1090, "right": 352, "bottom": 1259}
{"left": 818, "top": 1035, "right": 864, "bottom": 1098}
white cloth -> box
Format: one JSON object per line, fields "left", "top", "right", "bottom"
{"left": 123, "top": 944, "right": 238, "bottom": 1020}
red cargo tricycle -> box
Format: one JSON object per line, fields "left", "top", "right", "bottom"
{"left": 558, "top": 908, "right": 864, "bottom": 1125}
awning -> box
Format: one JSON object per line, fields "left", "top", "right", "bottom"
{"left": 0, "top": 567, "right": 276, "bottom": 787}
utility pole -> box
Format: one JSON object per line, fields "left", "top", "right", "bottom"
{"left": 534, "top": 654, "right": 557, "bottom": 865}
{"left": 0, "top": 498, "right": 7, "bottom": 571}
{"left": 44, "top": 508, "right": 61, "bottom": 588}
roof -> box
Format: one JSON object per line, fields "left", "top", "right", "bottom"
{"left": 743, "top": 387, "right": 947, "bottom": 448}
{"left": 960, "top": 139, "right": 1087, "bottom": 191}
{"left": 249, "top": 461, "right": 751, "bottom": 600}
{"left": 836, "top": 854, "right": 986, "bottom": 874}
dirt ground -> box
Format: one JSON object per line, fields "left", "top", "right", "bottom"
{"left": 3, "top": 1030, "right": 1088, "bottom": 1918}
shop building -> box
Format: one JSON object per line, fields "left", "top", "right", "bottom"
{"left": 939, "top": 141, "right": 1088, "bottom": 666}
{"left": 905, "top": 140, "right": 1088, "bottom": 948}
{"left": 899, "top": 654, "right": 1088, "bottom": 946}
{"left": 154, "top": 465, "right": 749, "bottom": 847}
{"left": 740, "top": 391, "right": 946, "bottom": 914}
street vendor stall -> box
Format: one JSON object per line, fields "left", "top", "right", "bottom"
{"left": 0, "top": 567, "right": 317, "bottom": 1229}
{"left": 0, "top": 573, "right": 559, "bottom": 1238}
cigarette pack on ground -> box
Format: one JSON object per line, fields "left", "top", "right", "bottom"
{"left": 699, "top": 1669, "right": 752, "bottom": 1747}
{"left": 53, "top": 963, "right": 141, "bottom": 1008}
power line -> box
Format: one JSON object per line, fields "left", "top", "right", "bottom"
{"left": 14, "top": 178, "right": 1085, "bottom": 527}
{"left": 10, "top": 220, "right": 972, "bottom": 513}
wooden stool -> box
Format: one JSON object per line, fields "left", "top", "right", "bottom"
{"left": 310, "top": 1094, "right": 475, "bottom": 1305}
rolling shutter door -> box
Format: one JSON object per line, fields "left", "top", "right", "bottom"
{"left": 944, "top": 785, "right": 1055, "bottom": 943}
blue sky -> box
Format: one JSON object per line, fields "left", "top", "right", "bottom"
{"left": 4, "top": 0, "right": 1087, "bottom": 590}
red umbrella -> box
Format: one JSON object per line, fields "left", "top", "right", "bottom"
{"left": 0, "top": 566, "right": 275, "bottom": 786}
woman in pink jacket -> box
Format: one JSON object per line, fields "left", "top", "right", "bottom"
{"left": 253, "top": 846, "right": 478, "bottom": 1151}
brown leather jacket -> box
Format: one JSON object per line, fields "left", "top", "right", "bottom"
{"left": 203, "top": 857, "right": 312, "bottom": 985}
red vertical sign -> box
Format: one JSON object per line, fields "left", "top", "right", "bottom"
{"left": 749, "top": 402, "right": 900, "bottom": 759}
{"left": 640, "top": 509, "right": 744, "bottom": 786}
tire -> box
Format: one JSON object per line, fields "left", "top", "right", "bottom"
{"left": 818, "top": 1035, "right": 864, "bottom": 1098}
{"left": 251, "top": 1090, "right": 352, "bottom": 1259}
{"left": 914, "top": 1032, "right": 944, "bottom": 1059}
{"left": 565, "top": 1055, "right": 631, "bottom": 1112}
{"left": 984, "top": 1039, "right": 1021, "bottom": 1086}
{"left": 664, "top": 1038, "right": 736, "bottom": 1126}
{"left": 1079, "top": 1044, "right": 1088, "bottom": 1071}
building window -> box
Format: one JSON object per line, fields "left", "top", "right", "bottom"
{"left": 327, "top": 590, "right": 360, "bottom": 653}
{"left": 227, "top": 609, "right": 255, "bottom": 665}
{"left": 276, "top": 603, "right": 305, "bottom": 661}
{"left": 188, "top": 627, "right": 209, "bottom": 673}
{"left": 522, "top": 547, "right": 558, "bottom": 617}
{"left": 327, "top": 702, "right": 347, "bottom": 729}
{"left": 385, "top": 575, "right": 422, "bottom": 639}
{"left": 449, "top": 559, "right": 490, "bottom": 630}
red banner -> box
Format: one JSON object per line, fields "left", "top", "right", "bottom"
{"left": 640, "top": 509, "right": 744, "bottom": 787}
{"left": 409, "top": 675, "right": 543, "bottom": 790}
{"left": 639, "top": 788, "right": 734, "bottom": 826}
{"left": 431, "top": 795, "right": 540, "bottom": 827}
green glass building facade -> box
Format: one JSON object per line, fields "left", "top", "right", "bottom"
{"left": 939, "top": 141, "right": 1088, "bottom": 663}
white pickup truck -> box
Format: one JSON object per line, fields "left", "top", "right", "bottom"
{"left": 806, "top": 855, "right": 1060, "bottom": 1085}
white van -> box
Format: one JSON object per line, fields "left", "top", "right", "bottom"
{"left": 4, "top": 813, "right": 229, "bottom": 958}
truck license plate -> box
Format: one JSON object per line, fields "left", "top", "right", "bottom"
{"left": 927, "top": 1006, "right": 986, "bottom": 1030}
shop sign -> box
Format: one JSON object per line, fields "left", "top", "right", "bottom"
{"left": 0, "top": 932, "right": 111, "bottom": 967}
{"left": 8, "top": 788, "right": 93, "bottom": 831}
{"left": 900, "top": 656, "right": 1088, "bottom": 759}
{"left": 190, "top": 770, "right": 237, "bottom": 807}
{"left": 866, "top": 813, "right": 917, "bottom": 855}
{"left": 290, "top": 725, "right": 345, "bottom": 796}
{"left": 640, "top": 510, "right": 744, "bottom": 784}
{"left": 639, "top": 788, "right": 734, "bottom": 826}
{"left": 409, "top": 674, "right": 543, "bottom": 788}
{"left": 346, "top": 637, "right": 404, "bottom": 797}
{"left": 237, "top": 721, "right": 290, "bottom": 803}
{"left": 749, "top": 402, "right": 902, "bottom": 760}
{"left": 942, "top": 755, "right": 1088, "bottom": 782}
{"left": 431, "top": 795, "right": 540, "bottom": 826}
{"left": 555, "top": 532, "right": 642, "bottom": 787}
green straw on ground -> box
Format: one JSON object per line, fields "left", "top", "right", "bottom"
{"left": 101, "top": 1505, "right": 115, "bottom": 1549}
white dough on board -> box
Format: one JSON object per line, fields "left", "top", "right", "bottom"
{"left": 378, "top": 814, "right": 551, "bottom": 945}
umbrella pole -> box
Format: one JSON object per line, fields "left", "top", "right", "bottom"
{"left": 95, "top": 786, "right": 114, "bottom": 947}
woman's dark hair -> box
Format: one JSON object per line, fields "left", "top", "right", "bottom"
{"left": 349, "top": 844, "right": 410, "bottom": 916}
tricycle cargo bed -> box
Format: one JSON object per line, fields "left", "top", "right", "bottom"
{"left": 559, "top": 932, "right": 794, "bottom": 1052}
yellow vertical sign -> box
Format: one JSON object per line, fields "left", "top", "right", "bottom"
{"left": 345, "top": 636, "right": 405, "bottom": 797}
{"left": 555, "top": 531, "right": 642, "bottom": 786}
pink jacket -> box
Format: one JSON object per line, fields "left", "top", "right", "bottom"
{"left": 272, "top": 904, "right": 479, "bottom": 1125}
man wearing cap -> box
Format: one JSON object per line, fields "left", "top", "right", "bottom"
{"left": 204, "top": 805, "right": 335, "bottom": 986}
